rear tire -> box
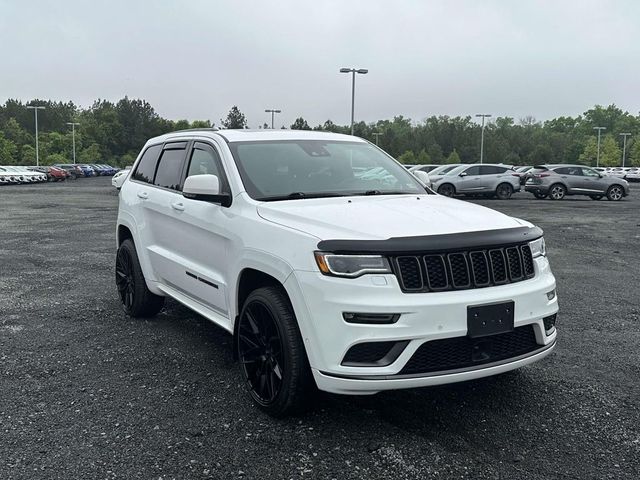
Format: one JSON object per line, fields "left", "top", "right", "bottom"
{"left": 237, "top": 286, "right": 314, "bottom": 417}
{"left": 548, "top": 183, "right": 566, "bottom": 200}
{"left": 590, "top": 195, "right": 603, "bottom": 201}
{"left": 437, "top": 183, "right": 455, "bottom": 197}
{"left": 606, "top": 185, "right": 624, "bottom": 201}
{"left": 495, "top": 183, "right": 513, "bottom": 200}
{"left": 115, "top": 239, "right": 165, "bottom": 317}
{"left": 533, "top": 192, "right": 547, "bottom": 199}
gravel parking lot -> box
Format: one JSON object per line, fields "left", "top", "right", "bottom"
{"left": 1, "top": 177, "right": 639, "bottom": 480}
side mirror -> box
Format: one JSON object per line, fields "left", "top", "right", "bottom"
{"left": 183, "top": 174, "right": 231, "bottom": 206}
{"left": 459, "top": 172, "right": 468, "bottom": 177}
{"left": 413, "top": 170, "right": 431, "bottom": 187}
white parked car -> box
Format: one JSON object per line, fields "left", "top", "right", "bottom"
{"left": 111, "top": 168, "right": 130, "bottom": 189}
{"left": 116, "top": 130, "right": 558, "bottom": 416}
{"left": 1, "top": 166, "right": 46, "bottom": 183}
{"left": 626, "top": 167, "right": 640, "bottom": 182}
{"left": 0, "top": 166, "right": 19, "bottom": 184}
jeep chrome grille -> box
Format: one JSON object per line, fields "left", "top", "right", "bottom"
{"left": 393, "top": 244, "right": 535, "bottom": 293}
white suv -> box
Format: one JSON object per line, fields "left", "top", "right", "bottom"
{"left": 116, "top": 129, "right": 558, "bottom": 416}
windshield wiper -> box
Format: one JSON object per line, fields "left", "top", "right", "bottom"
{"left": 355, "top": 190, "right": 414, "bottom": 196}
{"left": 259, "top": 192, "right": 350, "bottom": 202}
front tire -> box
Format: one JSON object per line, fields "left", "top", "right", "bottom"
{"left": 590, "top": 195, "right": 603, "bottom": 201}
{"left": 237, "top": 286, "right": 314, "bottom": 417}
{"left": 606, "top": 185, "right": 624, "bottom": 201}
{"left": 495, "top": 183, "right": 513, "bottom": 200}
{"left": 533, "top": 192, "right": 547, "bottom": 199}
{"left": 115, "top": 239, "right": 164, "bottom": 317}
{"left": 548, "top": 183, "right": 566, "bottom": 200}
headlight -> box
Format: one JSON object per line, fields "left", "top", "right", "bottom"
{"left": 314, "top": 253, "right": 391, "bottom": 278}
{"left": 529, "top": 237, "right": 546, "bottom": 258}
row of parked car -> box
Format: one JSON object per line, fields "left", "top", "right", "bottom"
{"left": 406, "top": 163, "right": 632, "bottom": 201}
{"left": 0, "top": 163, "right": 121, "bottom": 184}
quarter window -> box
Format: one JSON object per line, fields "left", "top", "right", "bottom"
{"left": 132, "top": 144, "right": 162, "bottom": 184}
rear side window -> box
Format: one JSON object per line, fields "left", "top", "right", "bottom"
{"left": 154, "top": 143, "right": 188, "bottom": 191}
{"left": 465, "top": 166, "right": 481, "bottom": 175}
{"left": 132, "top": 144, "right": 162, "bottom": 183}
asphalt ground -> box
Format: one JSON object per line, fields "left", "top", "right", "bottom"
{"left": 1, "top": 177, "right": 639, "bottom": 480}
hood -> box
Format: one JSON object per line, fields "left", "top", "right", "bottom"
{"left": 257, "top": 194, "right": 524, "bottom": 241}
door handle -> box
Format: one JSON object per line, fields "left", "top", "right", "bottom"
{"left": 137, "top": 191, "right": 149, "bottom": 199}
{"left": 171, "top": 201, "right": 185, "bottom": 211}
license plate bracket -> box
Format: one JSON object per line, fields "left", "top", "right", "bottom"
{"left": 467, "top": 301, "right": 515, "bottom": 338}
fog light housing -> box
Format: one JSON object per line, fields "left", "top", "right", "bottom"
{"left": 546, "top": 289, "right": 556, "bottom": 301}
{"left": 543, "top": 314, "right": 557, "bottom": 334}
{"left": 343, "top": 312, "right": 400, "bottom": 324}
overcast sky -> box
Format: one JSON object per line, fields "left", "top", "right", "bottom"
{"left": 1, "top": 0, "right": 639, "bottom": 128}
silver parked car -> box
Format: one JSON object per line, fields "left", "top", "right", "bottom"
{"left": 431, "top": 164, "right": 521, "bottom": 200}
{"left": 525, "top": 165, "right": 630, "bottom": 201}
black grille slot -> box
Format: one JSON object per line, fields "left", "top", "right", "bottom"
{"left": 506, "top": 247, "right": 523, "bottom": 281}
{"left": 392, "top": 241, "right": 538, "bottom": 293}
{"left": 342, "top": 341, "right": 396, "bottom": 364}
{"left": 520, "top": 245, "right": 535, "bottom": 277}
{"left": 400, "top": 325, "right": 539, "bottom": 375}
{"left": 424, "top": 255, "right": 448, "bottom": 290}
{"left": 396, "top": 256, "right": 423, "bottom": 290}
{"left": 448, "top": 253, "right": 470, "bottom": 288}
{"left": 489, "top": 249, "right": 508, "bottom": 284}
{"left": 469, "top": 251, "right": 490, "bottom": 286}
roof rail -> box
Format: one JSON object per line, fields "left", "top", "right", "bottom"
{"left": 170, "top": 127, "right": 219, "bottom": 133}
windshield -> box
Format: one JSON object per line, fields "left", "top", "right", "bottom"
{"left": 429, "top": 164, "right": 460, "bottom": 176}
{"left": 229, "top": 140, "right": 427, "bottom": 201}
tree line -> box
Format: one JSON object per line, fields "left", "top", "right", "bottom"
{"left": 1, "top": 98, "right": 639, "bottom": 167}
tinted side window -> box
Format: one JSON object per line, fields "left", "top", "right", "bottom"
{"left": 154, "top": 146, "right": 187, "bottom": 191}
{"left": 554, "top": 167, "right": 569, "bottom": 175}
{"left": 479, "top": 166, "right": 497, "bottom": 175}
{"left": 187, "top": 144, "right": 222, "bottom": 180}
{"left": 465, "top": 166, "right": 481, "bottom": 175}
{"left": 132, "top": 144, "right": 162, "bottom": 183}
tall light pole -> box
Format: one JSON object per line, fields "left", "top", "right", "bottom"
{"left": 26, "top": 105, "right": 46, "bottom": 166}
{"left": 475, "top": 114, "right": 492, "bottom": 164}
{"left": 339, "top": 67, "right": 368, "bottom": 135}
{"left": 620, "top": 133, "right": 631, "bottom": 167}
{"left": 66, "top": 122, "right": 80, "bottom": 164}
{"left": 264, "top": 109, "right": 281, "bottom": 129}
{"left": 593, "top": 127, "right": 606, "bottom": 167}
{"left": 373, "top": 131, "right": 382, "bottom": 146}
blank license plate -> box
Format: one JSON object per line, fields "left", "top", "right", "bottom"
{"left": 467, "top": 301, "right": 515, "bottom": 338}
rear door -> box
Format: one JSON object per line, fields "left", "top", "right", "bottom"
{"left": 553, "top": 166, "right": 582, "bottom": 192}
{"left": 142, "top": 141, "right": 191, "bottom": 288}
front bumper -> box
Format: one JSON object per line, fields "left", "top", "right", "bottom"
{"left": 286, "top": 256, "right": 558, "bottom": 394}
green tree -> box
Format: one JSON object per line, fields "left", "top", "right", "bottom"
{"left": 446, "top": 148, "right": 461, "bottom": 164}
{"left": 46, "top": 153, "right": 68, "bottom": 165}
{"left": 416, "top": 149, "right": 431, "bottom": 164}
{"left": 191, "top": 119, "right": 212, "bottom": 128}
{"left": 578, "top": 137, "right": 598, "bottom": 165}
{"left": 0, "top": 132, "right": 18, "bottom": 164}
{"left": 598, "top": 134, "right": 622, "bottom": 167}
{"left": 21, "top": 144, "right": 36, "bottom": 164}
{"left": 221, "top": 106, "right": 247, "bottom": 129}
{"left": 397, "top": 150, "right": 416, "bottom": 164}
{"left": 290, "top": 117, "right": 311, "bottom": 130}
{"left": 628, "top": 140, "right": 640, "bottom": 166}
{"left": 79, "top": 143, "right": 102, "bottom": 164}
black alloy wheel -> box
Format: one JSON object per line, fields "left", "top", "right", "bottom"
{"left": 606, "top": 185, "right": 624, "bottom": 201}
{"left": 495, "top": 183, "right": 513, "bottom": 200}
{"left": 238, "top": 300, "right": 285, "bottom": 406}
{"left": 237, "top": 287, "right": 314, "bottom": 416}
{"left": 437, "top": 183, "right": 455, "bottom": 197}
{"left": 115, "top": 239, "right": 164, "bottom": 317}
{"left": 115, "top": 247, "right": 135, "bottom": 311}
{"left": 549, "top": 183, "right": 566, "bottom": 200}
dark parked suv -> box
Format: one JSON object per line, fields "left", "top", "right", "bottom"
{"left": 525, "top": 164, "right": 630, "bottom": 201}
